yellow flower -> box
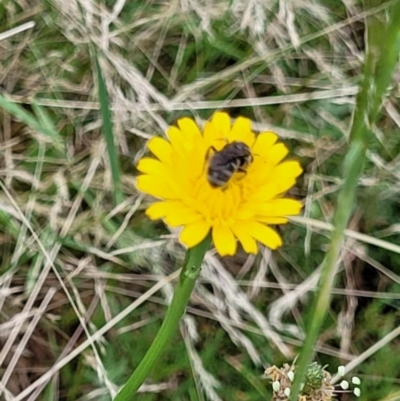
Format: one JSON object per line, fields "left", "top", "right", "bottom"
{"left": 136, "top": 112, "right": 302, "bottom": 256}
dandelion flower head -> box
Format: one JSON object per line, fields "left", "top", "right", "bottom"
{"left": 136, "top": 112, "right": 302, "bottom": 256}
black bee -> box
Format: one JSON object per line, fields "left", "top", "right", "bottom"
{"left": 207, "top": 141, "right": 253, "bottom": 188}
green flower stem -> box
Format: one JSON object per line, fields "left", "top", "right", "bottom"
{"left": 114, "top": 235, "right": 211, "bottom": 401}
{"left": 290, "top": 3, "right": 400, "bottom": 400}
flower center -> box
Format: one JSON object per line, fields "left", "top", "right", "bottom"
{"left": 188, "top": 171, "right": 250, "bottom": 225}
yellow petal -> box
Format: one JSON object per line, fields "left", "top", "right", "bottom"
{"left": 175, "top": 119, "right": 207, "bottom": 177}
{"left": 211, "top": 112, "right": 231, "bottom": 140}
{"left": 231, "top": 224, "right": 258, "bottom": 253}
{"left": 246, "top": 157, "right": 273, "bottom": 184}
{"left": 249, "top": 182, "right": 282, "bottom": 202}
{"left": 252, "top": 132, "right": 279, "bottom": 157}
{"left": 212, "top": 225, "right": 237, "bottom": 256}
{"left": 147, "top": 137, "right": 173, "bottom": 164}
{"left": 165, "top": 207, "right": 202, "bottom": 227}
{"left": 250, "top": 175, "right": 300, "bottom": 201}
{"left": 266, "top": 143, "right": 289, "bottom": 166}
{"left": 167, "top": 126, "right": 187, "bottom": 156}
{"left": 180, "top": 221, "right": 210, "bottom": 248}
{"left": 137, "top": 158, "right": 170, "bottom": 177}
{"left": 273, "top": 160, "right": 303, "bottom": 179}
{"left": 240, "top": 221, "right": 282, "bottom": 249}
{"left": 228, "top": 116, "right": 255, "bottom": 147}
{"left": 230, "top": 116, "right": 251, "bottom": 138}
{"left": 203, "top": 121, "right": 217, "bottom": 147}
{"left": 136, "top": 175, "right": 178, "bottom": 199}
{"left": 257, "top": 216, "right": 288, "bottom": 224}
{"left": 177, "top": 117, "right": 202, "bottom": 141}
{"left": 254, "top": 199, "right": 303, "bottom": 216}
{"left": 235, "top": 208, "right": 255, "bottom": 220}
{"left": 273, "top": 199, "right": 303, "bottom": 215}
{"left": 146, "top": 200, "right": 184, "bottom": 220}
{"left": 273, "top": 179, "right": 297, "bottom": 196}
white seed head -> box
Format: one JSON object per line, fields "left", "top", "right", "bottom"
{"left": 272, "top": 381, "right": 281, "bottom": 392}
{"left": 352, "top": 376, "right": 361, "bottom": 385}
{"left": 340, "top": 380, "right": 349, "bottom": 390}
{"left": 337, "top": 365, "right": 346, "bottom": 376}
{"left": 284, "top": 388, "right": 291, "bottom": 397}
{"left": 354, "top": 387, "right": 361, "bottom": 397}
{"left": 287, "top": 371, "right": 295, "bottom": 382}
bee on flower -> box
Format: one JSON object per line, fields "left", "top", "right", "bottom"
{"left": 136, "top": 112, "right": 302, "bottom": 256}
{"left": 206, "top": 140, "right": 253, "bottom": 188}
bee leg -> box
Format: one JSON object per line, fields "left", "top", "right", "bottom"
{"left": 203, "top": 146, "right": 217, "bottom": 175}
{"left": 205, "top": 146, "right": 218, "bottom": 160}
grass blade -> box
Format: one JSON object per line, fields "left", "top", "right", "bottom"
{"left": 95, "top": 55, "right": 124, "bottom": 206}
{"left": 290, "top": 2, "right": 400, "bottom": 400}
{"left": 0, "top": 94, "right": 63, "bottom": 149}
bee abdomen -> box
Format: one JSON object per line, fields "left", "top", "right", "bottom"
{"left": 206, "top": 141, "right": 252, "bottom": 188}
{"left": 207, "top": 166, "right": 235, "bottom": 187}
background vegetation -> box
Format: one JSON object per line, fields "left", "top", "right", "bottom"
{"left": 1, "top": 0, "right": 400, "bottom": 400}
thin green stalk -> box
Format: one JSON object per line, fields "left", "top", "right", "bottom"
{"left": 114, "top": 235, "right": 211, "bottom": 400}
{"left": 290, "top": 2, "right": 400, "bottom": 400}
{"left": 0, "top": 95, "right": 63, "bottom": 150}
{"left": 95, "top": 55, "right": 124, "bottom": 206}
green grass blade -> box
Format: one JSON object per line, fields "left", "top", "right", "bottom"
{"left": 95, "top": 55, "right": 124, "bottom": 206}
{"left": 31, "top": 100, "right": 59, "bottom": 141}
{"left": 290, "top": 2, "right": 400, "bottom": 400}
{"left": 0, "top": 95, "right": 63, "bottom": 148}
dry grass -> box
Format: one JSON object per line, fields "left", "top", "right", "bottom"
{"left": 1, "top": 0, "right": 400, "bottom": 400}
